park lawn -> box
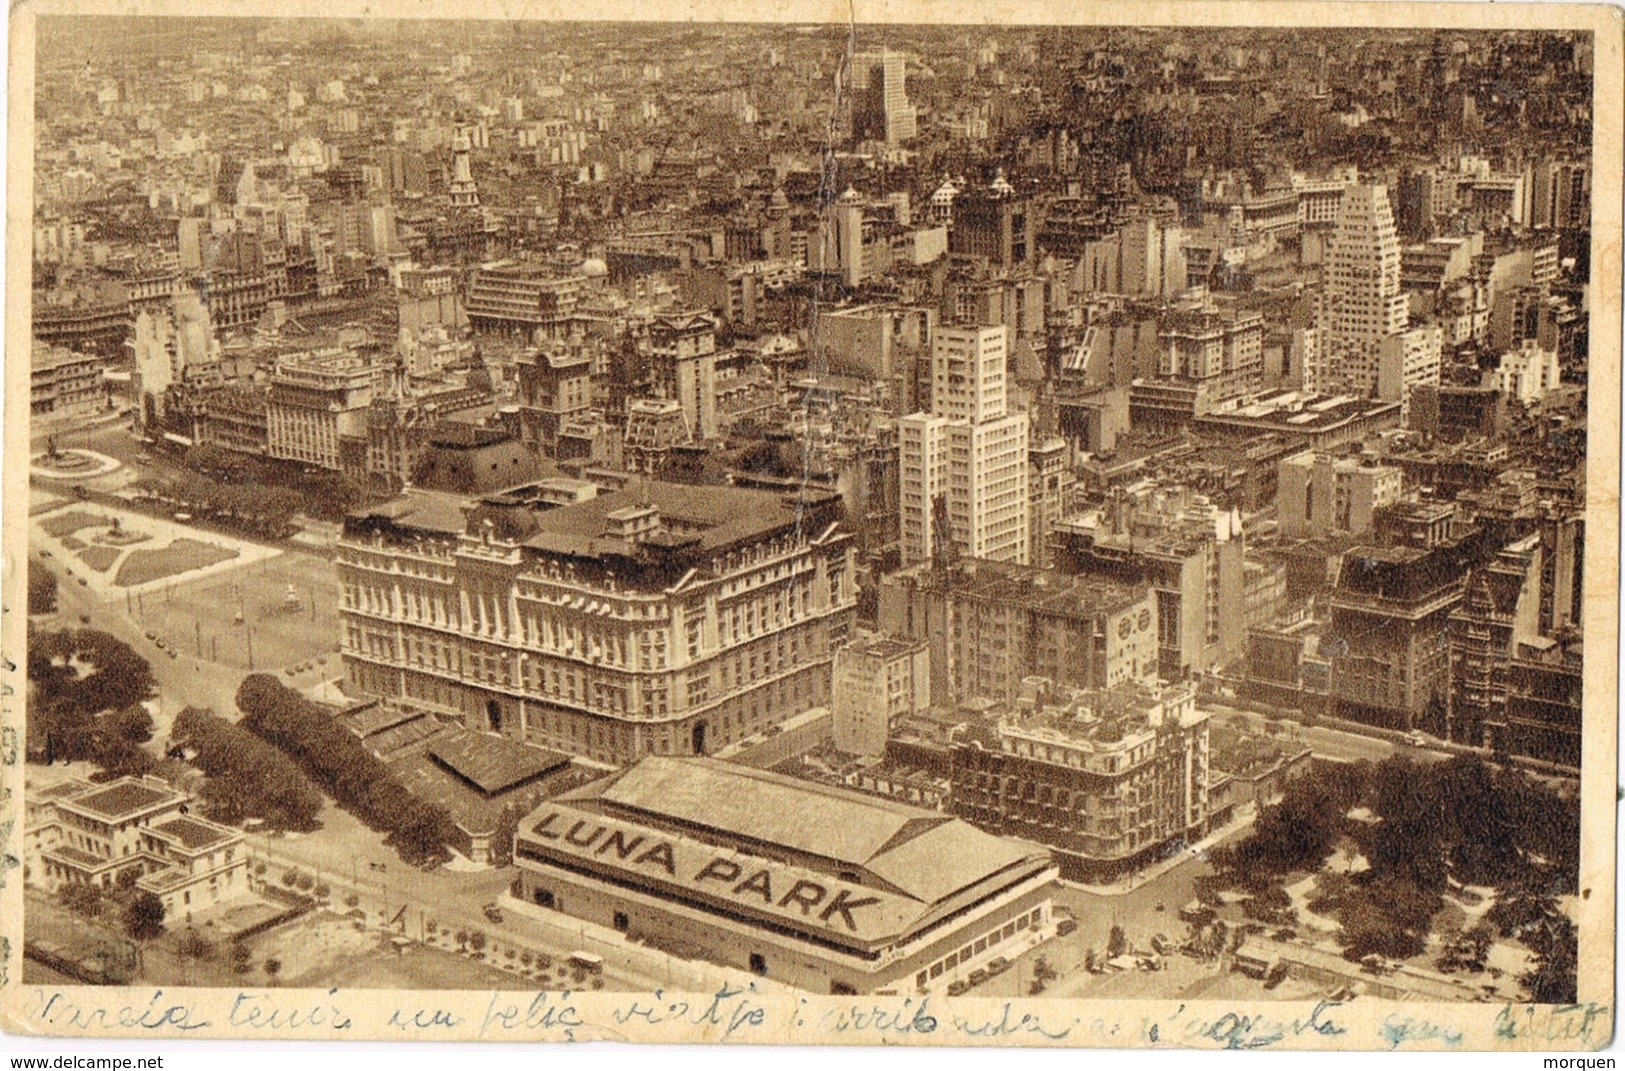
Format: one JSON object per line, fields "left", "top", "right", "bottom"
{"left": 77, "top": 545, "right": 120, "bottom": 572}
{"left": 115, "top": 538, "right": 239, "bottom": 588}
{"left": 40, "top": 510, "right": 111, "bottom": 538}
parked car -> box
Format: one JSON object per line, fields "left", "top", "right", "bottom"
{"left": 968, "top": 968, "right": 989, "bottom": 986}
{"left": 568, "top": 951, "right": 604, "bottom": 973}
{"left": 1056, "top": 919, "right": 1078, "bottom": 937}
{"left": 986, "top": 957, "right": 1010, "bottom": 976}
{"left": 946, "top": 980, "right": 969, "bottom": 997}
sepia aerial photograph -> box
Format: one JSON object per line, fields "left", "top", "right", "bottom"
{"left": 6, "top": 8, "right": 1612, "bottom": 1045}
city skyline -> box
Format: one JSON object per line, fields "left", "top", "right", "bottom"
{"left": 4, "top": 7, "right": 1618, "bottom": 1051}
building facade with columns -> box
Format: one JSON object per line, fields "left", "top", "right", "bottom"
{"left": 337, "top": 480, "right": 857, "bottom": 765}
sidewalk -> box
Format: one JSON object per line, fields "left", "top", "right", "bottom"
{"left": 498, "top": 889, "right": 804, "bottom": 996}
{"left": 1059, "top": 804, "right": 1258, "bottom": 897}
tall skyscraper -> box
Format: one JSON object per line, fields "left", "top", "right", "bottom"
{"left": 1315, "top": 183, "right": 1440, "bottom": 411}
{"left": 899, "top": 324, "right": 1030, "bottom": 565}
{"left": 851, "top": 50, "right": 917, "bottom": 145}
{"left": 449, "top": 126, "right": 480, "bottom": 208}
{"left": 1317, "top": 183, "right": 1408, "bottom": 391}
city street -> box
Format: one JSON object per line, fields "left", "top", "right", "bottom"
{"left": 1202, "top": 701, "right": 1432, "bottom": 765}
{"left": 243, "top": 805, "right": 734, "bottom": 994}
{"left": 35, "top": 549, "right": 249, "bottom": 730}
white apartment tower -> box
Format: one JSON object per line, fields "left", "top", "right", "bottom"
{"left": 1318, "top": 183, "right": 1407, "bottom": 390}
{"left": 899, "top": 324, "right": 1030, "bottom": 565}
{"left": 1316, "top": 183, "right": 1439, "bottom": 410}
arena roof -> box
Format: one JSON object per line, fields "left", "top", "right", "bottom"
{"left": 518, "top": 758, "right": 1053, "bottom": 949}
{"left": 596, "top": 757, "right": 946, "bottom": 871}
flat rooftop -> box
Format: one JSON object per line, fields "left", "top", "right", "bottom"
{"left": 846, "top": 632, "right": 927, "bottom": 659}
{"left": 348, "top": 480, "right": 836, "bottom": 561}
{"left": 518, "top": 481, "right": 826, "bottom": 559}
{"left": 33, "top": 778, "right": 96, "bottom": 802}
{"left": 151, "top": 815, "right": 235, "bottom": 851}
{"left": 1198, "top": 391, "right": 1402, "bottom": 431}
{"left": 1003, "top": 682, "right": 1188, "bottom": 744}
{"left": 951, "top": 560, "right": 1147, "bottom": 618}
{"left": 69, "top": 780, "right": 181, "bottom": 821}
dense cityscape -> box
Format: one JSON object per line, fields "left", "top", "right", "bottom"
{"left": 22, "top": 18, "right": 1591, "bottom": 1007}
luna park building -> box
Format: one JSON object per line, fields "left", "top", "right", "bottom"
{"left": 513, "top": 757, "right": 1060, "bottom": 995}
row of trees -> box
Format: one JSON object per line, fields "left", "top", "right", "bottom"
{"left": 180, "top": 444, "right": 371, "bottom": 524}
{"left": 235, "top": 675, "right": 460, "bottom": 867}
{"left": 129, "top": 470, "right": 304, "bottom": 540}
{"left": 170, "top": 707, "right": 324, "bottom": 832}
{"left": 28, "top": 628, "right": 158, "bottom": 776}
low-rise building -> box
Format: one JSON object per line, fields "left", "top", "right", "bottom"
{"left": 513, "top": 756, "right": 1059, "bottom": 994}
{"left": 1191, "top": 391, "right": 1404, "bottom": 452}
{"left": 29, "top": 775, "right": 250, "bottom": 924}
{"left": 832, "top": 631, "right": 930, "bottom": 758}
